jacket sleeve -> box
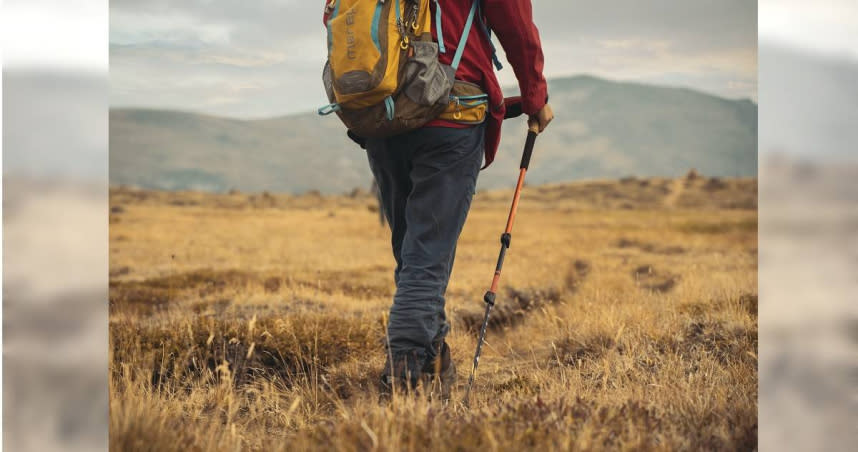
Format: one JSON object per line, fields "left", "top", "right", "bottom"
{"left": 482, "top": 0, "right": 548, "bottom": 116}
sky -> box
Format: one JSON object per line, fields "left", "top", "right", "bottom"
{"left": 3, "top": 0, "right": 108, "bottom": 70}
{"left": 759, "top": 0, "right": 858, "bottom": 59}
{"left": 107, "top": 0, "right": 759, "bottom": 119}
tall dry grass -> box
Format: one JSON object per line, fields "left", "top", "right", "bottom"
{"left": 109, "top": 176, "right": 757, "bottom": 450}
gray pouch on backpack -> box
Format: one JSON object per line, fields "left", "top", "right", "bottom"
{"left": 402, "top": 41, "right": 455, "bottom": 107}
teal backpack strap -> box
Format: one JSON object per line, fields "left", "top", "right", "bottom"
{"left": 394, "top": 0, "right": 401, "bottom": 26}
{"left": 476, "top": 2, "right": 503, "bottom": 70}
{"left": 451, "top": 0, "right": 479, "bottom": 71}
{"left": 435, "top": 0, "right": 446, "bottom": 54}
{"left": 384, "top": 96, "right": 395, "bottom": 121}
{"left": 318, "top": 103, "right": 341, "bottom": 116}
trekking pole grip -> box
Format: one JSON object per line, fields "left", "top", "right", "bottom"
{"left": 519, "top": 129, "right": 538, "bottom": 170}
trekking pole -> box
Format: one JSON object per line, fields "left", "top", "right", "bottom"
{"left": 463, "top": 123, "right": 539, "bottom": 407}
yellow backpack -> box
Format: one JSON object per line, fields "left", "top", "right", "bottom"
{"left": 318, "top": 0, "right": 488, "bottom": 138}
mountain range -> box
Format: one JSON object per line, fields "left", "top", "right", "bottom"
{"left": 110, "top": 75, "right": 757, "bottom": 193}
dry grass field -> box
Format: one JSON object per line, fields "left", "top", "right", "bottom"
{"left": 109, "top": 174, "right": 757, "bottom": 451}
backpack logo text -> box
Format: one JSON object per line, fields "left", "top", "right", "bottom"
{"left": 346, "top": 10, "right": 356, "bottom": 60}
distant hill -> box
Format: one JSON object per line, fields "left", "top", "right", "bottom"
{"left": 110, "top": 75, "right": 757, "bottom": 193}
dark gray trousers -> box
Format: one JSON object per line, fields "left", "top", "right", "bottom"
{"left": 366, "top": 123, "right": 485, "bottom": 365}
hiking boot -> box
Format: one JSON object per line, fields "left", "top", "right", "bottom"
{"left": 422, "top": 341, "right": 457, "bottom": 401}
{"left": 379, "top": 350, "right": 423, "bottom": 398}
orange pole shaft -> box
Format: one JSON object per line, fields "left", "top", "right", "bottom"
{"left": 489, "top": 167, "right": 527, "bottom": 293}
{"left": 489, "top": 271, "right": 502, "bottom": 294}
{"left": 505, "top": 168, "right": 527, "bottom": 233}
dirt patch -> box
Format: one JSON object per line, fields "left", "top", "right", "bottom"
{"left": 133, "top": 269, "right": 256, "bottom": 293}
{"left": 681, "top": 320, "right": 758, "bottom": 366}
{"left": 632, "top": 265, "right": 679, "bottom": 293}
{"left": 110, "top": 266, "right": 131, "bottom": 278}
{"left": 459, "top": 286, "right": 563, "bottom": 333}
{"left": 459, "top": 260, "right": 590, "bottom": 333}
{"left": 109, "top": 269, "right": 257, "bottom": 315}
{"left": 676, "top": 218, "right": 757, "bottom": 235}
{"left": 679, "top": 293, "right": 758, "bottom": 318}
{"left": 149, "top": 339, "right": 291, "bottom": 389}
{"left": 189, "top": 298, "right": 232, "bottom": 315}
{"left": 565, "top": 259, "right": 591, "bottom": 291}
{"left": 704, "top": 177, "right": 727, "bottom": 191}
{"left": 678, "top": 301, "right": 711, "bottom": 317}
{"left": 492, "top": 374, "right": 541, "bottom": 395}
{"left": 616, "top": 238, "right": 686, "bottom": 255}
{"left": 169, "top": 199, "right": 199, "bottom": 207}
{"left": 553, "top": 333, "right": 617, "bottom": 367}
{"left": 111, "top": 268, "right": 391, "bottom": 317}
{"left": 524, "top": 178, "right": 682, "bottom": 210}
{"left": 263, "top": 277, "right": 281, "bottom": 293}
{"left": 638, "top": 320, "right": 756, "bottom": 371}
{"left": 109, "top": 285, "right": 171, "bottom": 316}
{"left": 297, "top": 269, "right": 393, "bottom": 299}
{"left": 507, "top": 286, "right": 564, "bottom": 311}
{"left": 115, "top": 313, "right": 382, "bottom": 390}
{"left": 738, "top": 293, "right": 758, "bottom": 317}
{"left": 323, "top": 360, "right": 383, "bottom": 401}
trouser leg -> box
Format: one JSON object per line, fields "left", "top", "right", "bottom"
{"left": 366, "top": 138, "right": 410, "bottom": 286}
{"left": 368, "top": 124, "right": 484, "bottom": 365}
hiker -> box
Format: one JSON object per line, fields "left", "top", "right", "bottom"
{"left": 321, "top": 0, "right": 553, "bottom": 397}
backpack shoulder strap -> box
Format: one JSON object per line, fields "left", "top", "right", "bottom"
{"left": 435, "top": 0, "right": 447, "bottom": 54}
{"left": 436, "top": 0, "right": 502, "bottom": 71}
{"left": 450, "top": 0, "right": 479, "bottom": 71}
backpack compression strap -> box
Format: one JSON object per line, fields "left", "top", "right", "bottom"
{"left": 450, "top": 0, "right": 478, "bottom": 71}
{"left": 434, "top": 0, "right": 484, "bottom": 72}
{"left": 436, "top": 0, "right": 502, "bottom": 71}
{"left": 435, "top": 0, "right": 446, "bottom": 54}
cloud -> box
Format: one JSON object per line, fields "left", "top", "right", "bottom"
{"left": 4, "top": 0, "right": 108, "bottom": 70}
{"left": 759, "top": 0, "right": 858, "bottom": 59}
{"left": 110, "top": 0, "right": 758, "bottom": 118}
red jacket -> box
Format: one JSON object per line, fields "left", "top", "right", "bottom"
{"left": 324, "top": 0, "right": 548, "bottom": 167}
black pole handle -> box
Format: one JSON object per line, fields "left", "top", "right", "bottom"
{"left": 519, "top": 130, "right": 538, "bottom": 169}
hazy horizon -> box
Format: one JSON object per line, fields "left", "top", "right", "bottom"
{"left": 107, "top": 71, "right": 760, "bottom": 120}
{"left": 109, "top": 0, "right": 758, "bottom": 118}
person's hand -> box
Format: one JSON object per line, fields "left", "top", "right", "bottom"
{"left": 528, "top": 103, "right": 554, "bottom": 133}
